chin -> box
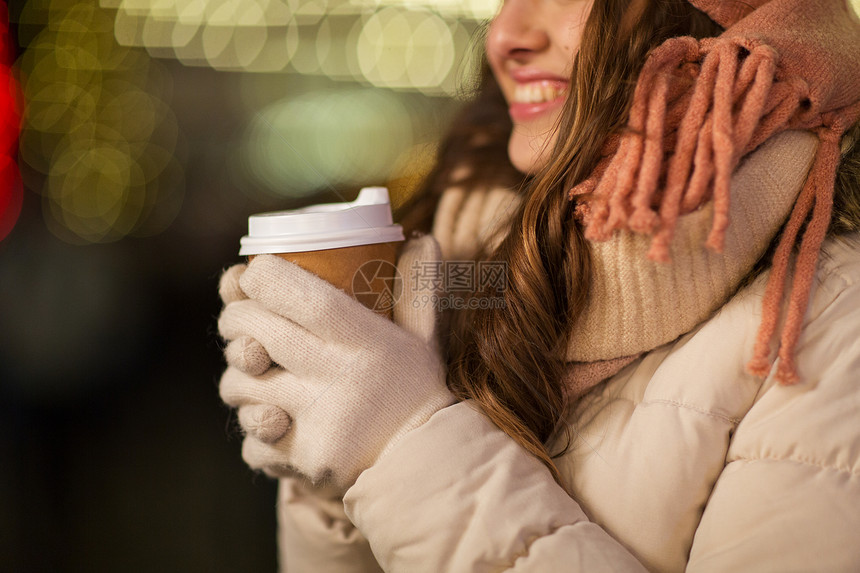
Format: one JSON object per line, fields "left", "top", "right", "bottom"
{"left": 508, "top": 135, "right": 544, "bottom": 175}
{"left": 508, "top": 126, "right": 554, "bottom": 175}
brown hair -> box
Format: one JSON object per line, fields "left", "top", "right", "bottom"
{"left": 831, "top": 121, "right": 860, "bottom": 236}
{"left": 399, "top": 0, "right": 860, "bottom": 483}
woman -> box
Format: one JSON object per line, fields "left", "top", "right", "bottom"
{"left": 217, "top": 0, "right": 860, "bottom": 570}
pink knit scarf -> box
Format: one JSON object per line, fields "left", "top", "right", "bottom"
{"left": 569, "top": 0, "right": 860, "bottom": 385}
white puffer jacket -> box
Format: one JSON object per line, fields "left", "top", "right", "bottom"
{"left": 278, "top": 233, "right": 860, "bottom": 572}
{"left": 274, "top": 175, "right": 860, "bottom": 572}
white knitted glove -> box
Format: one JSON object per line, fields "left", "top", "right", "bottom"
{"left": 217, "top": 236, "right": 454, "bottom": 491}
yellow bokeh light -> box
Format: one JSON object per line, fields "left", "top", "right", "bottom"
{"left": 113, "top": 9, "right": 144, "bottom": 46}
{"left": 353, "top": 7, "right": 468, "bottom": 94}
{"left": 101, "top": 0, "right": 492, "bottom": 91}
{"left": 350, "top": 0, "right": 497, "bottom": 19}
{"left": 19, "top": 0, "right": 185, "bottom": 244}
{"left": 142, "top": 10, "right": 177, "bottom": 49}
{"left": 47, "top": 143, "right": 141, "bottom": 241}
{"left": 287, "top": 16, "right": 321, "bottom": 74}
{"left": 405, "top": 12, "right": 454, "bottom": 89}
{"left": 293, "top": 0, "right": 329, "bottom": 24}
{"left": 233, "top": 25, "right": 268, "bottom": 69}
{"left": 356, "top": 8, "right": 395, "bottom": 86}
{"left": 201, "top": 17, "right": 231, "bottom": 60}
{"left": 318, "top": 11, "right": 362, "bottom": 79}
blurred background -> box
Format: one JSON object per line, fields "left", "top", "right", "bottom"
{"left": 0, "top": 0, "right": 494, "bottom": 569}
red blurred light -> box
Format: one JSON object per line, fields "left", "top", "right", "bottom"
{"left": 0, "top": 154, "right": 21, "bottom": 241}
{"left": 0, "top": 0, "right": 22, "bottom": 242}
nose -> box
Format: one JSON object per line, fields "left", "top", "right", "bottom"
{"left": 486, "top": 0, "right": 550, "bottom": 62}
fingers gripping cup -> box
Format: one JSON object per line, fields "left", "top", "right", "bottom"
{"left": 239, "top": 187, "right": 405, "bottom": 317}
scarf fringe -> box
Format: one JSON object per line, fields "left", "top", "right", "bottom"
{"left": 572, "top": 37, "right": 803, "bottom": 259}
{"left": 748, "top": 113, "right": 860, "bottom": 384}
{"left": 569, "top": 34, "right": 860, "bottom": 385}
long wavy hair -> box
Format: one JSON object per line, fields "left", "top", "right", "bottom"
{"left": 397, "top": 0, "right": 860, "bottom": 484}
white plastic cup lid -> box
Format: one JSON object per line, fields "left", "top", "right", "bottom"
{"left": 238, "top": 187, "right": 405, "bottom": 255}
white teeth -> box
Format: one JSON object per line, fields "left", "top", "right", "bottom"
{"left": 513, "top": 82, "right": 566, "bottom": 104}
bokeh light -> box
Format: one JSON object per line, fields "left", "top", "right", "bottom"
{"left": 89, "top": 0, "right": 498, "bottom": 210}
{"left": 355, "top": 7, "right": 456, "bottom": 91}
{"left": 16, "top": 0, "right": 184, "bottom": 244}
{"left": 243, "top": 87, "right": 415, "bottom": 198}
{"left": 102, "top": 0, "right": 494, "bottom": 95}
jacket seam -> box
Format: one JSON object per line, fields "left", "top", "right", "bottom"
{"left": 496, "top": 523, "right": 566, "bottom": 572}
{"left": 730, "top": 455, "right": 860, "bottom": 478}
{"left": 640, "top": 398, "right": 743, "bottom": 425}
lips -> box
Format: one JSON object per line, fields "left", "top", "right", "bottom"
{"left": 506, "top": 76, "right": 568, "bottom": 123}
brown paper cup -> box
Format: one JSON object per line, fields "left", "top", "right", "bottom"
{"left": 240, "top": 188, "right": 405, "bottom": 319}
{"left": 250, "top": 241, "right": 403, "bottom": 318}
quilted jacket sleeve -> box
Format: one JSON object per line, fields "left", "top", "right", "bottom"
{"left": 343, "top": 401, "right": 647, "bottom": 572}
{"left": 686, "top": 237, "right": 860, "bottom": 571}
{"left": 276, "top": 477, "right": 383, "bottom": 572}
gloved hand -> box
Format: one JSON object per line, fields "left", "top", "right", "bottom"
{"left": 217, "top": 236, "right": 455, "bottom": 492}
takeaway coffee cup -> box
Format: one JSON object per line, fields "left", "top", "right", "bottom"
{"left": 239, "top": 187, "right": 405, "bottom": 316}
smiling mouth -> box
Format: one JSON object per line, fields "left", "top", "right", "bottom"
{"left": 512, "top": 81, "right": 568, "bottom": 104}
{"left": 508, "top": 80, "right": 568, "bottom": 122}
